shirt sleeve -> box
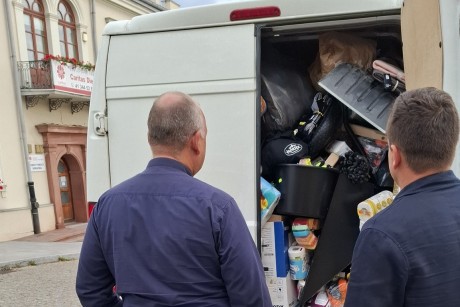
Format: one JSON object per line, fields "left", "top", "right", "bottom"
{"left": 76, "top": 203, "right": 122, "bottom": 307}
{"left": 217, "top": 199, "right": 272, "bottom": 307}
{"left": 344, "top": 227, "right": 408, "bottom": 307}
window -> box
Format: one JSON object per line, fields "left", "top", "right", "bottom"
{"left": 58, "top": 0, "right": 78, "bottom": 59}
{"left": 23, "top": 0, "right": 48, "bottom": 61}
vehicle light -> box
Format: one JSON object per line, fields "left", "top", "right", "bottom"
{"left": 230, "top": 6, "right": 280, "bottom": 21}
{"left": 88, "top": 201, "right": 96, "bottom": 217}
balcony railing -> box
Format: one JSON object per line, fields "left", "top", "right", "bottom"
{"left": 18, "top": 60, "right": 53, "bottom": 89}
{"left": 17, "top": 60, "right": 94, "bottom": 113}
{"left": 18, "top": 59, "right": 94, "bottom": 97}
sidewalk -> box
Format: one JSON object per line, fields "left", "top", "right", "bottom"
{"left": 0, "top": 223, "right": 86, "bottom": 269}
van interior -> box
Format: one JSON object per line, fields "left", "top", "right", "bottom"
{"left": 258, "top": 16, "right": 403, "bottom": 303}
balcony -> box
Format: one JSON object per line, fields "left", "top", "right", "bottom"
{"left": 17, "top": 60, "right": 94, "bottom": 113}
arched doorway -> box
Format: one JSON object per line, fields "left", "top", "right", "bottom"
{"left": 36, "top": 124, "right": 87, "bottom": 229}
{"left": 58, "top": 158, "right": 74, "bottom": 222}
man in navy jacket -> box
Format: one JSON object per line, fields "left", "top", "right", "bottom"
{"left": 345, "top": 87, "right": 460, "bottom": 306}
{"left": 76, "top": 91, "right": 271, "bottom": 306}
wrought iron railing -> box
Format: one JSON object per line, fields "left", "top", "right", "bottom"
{"left": 17, "top": 60, "right": 52, "bottom": 89}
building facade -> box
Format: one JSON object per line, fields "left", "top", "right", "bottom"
{"left": 0, "top": 0, "right": 177, "bottom": 241}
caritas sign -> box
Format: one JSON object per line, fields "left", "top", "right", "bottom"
{"left": 51, "top": 60, "right": 94, "bottom": 96}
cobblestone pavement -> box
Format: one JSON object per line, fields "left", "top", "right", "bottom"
{"left": 0, "top": 260, "right": 81, "bottom": 307}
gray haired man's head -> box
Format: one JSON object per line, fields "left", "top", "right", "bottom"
{"left": 147, "top": 92, "right": 205, "bottom": 154}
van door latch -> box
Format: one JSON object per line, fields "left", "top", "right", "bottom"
{"left": 93, "top": 112, "right": 107, "bottom": 136}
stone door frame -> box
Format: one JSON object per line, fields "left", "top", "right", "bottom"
{"left": 36, "top": 124, "right": 87, "bottom": 229}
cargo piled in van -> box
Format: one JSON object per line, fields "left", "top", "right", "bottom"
{"left": 259, "top": 24, "right": 404, "bottom": 304}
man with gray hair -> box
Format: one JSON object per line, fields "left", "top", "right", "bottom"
{"left": 76, "top": 92, "right": 271, "bottom": 306}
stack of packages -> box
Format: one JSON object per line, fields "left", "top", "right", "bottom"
{"left": 260, "top": 159, "right": 348, "bottom": 307}
{"left": 260, "top": 178, "right": 297, "bottom": 307}
{"left": 261, "top": 211, "right": 351, "bottom": 307}
{"left": 261, "top": 214, "right": 321, "bottom": 307}
{"left": 261, "top": 214, "right": 298, "bottom": 307}
{"left": 290, "top": 218, "right": 319, "bottom": 300}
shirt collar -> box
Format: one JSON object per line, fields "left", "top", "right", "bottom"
{"left": 397, "top": 170, "right": 457, "bottom": 198}
{"left": 146, "top": 157, "right": 193, "bottom": 176}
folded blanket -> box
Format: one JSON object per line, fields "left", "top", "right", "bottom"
{"left": 372, "top": 59, "right": 405, "bottom": 82}
{"left": 372, "top": 59, "right": 406, "bottom": 94}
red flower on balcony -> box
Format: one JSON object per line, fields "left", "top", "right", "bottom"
{"left": 41, "top": 54, "right": 95, "bottom": 71}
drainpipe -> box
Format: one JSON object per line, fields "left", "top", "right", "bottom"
{"left": 90, "top": 0, "right": 98, "bottom": 60}
{"left": 4, "top": 0, "right": 41, "bottom": 233}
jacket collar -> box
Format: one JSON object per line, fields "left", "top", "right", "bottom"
{"left": 396, "top": 170, "right": 458, "bottom": 198}
{"left": 146, "top": 157, "right": 193, "bottom": 176}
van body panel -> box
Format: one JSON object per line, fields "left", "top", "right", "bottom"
{"left": 105, "top": 79, "right": 255, "bottom": 100}
{"left": 103, "top": 0, "right": 403, "bottom": 35}
{"left": 106, "top": 24, "right": 256, "bottom": 87}
{"left": 104, "top": 24, "right": 259, "bottom": 240}
{"left": 86, "top": 35, "right": 111, "bottom": 203}
{"left": 106, "top": 92, "right": 259, "bottom": 240}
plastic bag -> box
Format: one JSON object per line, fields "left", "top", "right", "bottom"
{"left": 309, "top": 31, "right": 376, "bottom": 90}
{"left": 326, "top": 278, "right": 348, "bottom": 307}
{"left": 358, "top": 136, "right": 388, "bottom": 174}
{"left": 261, "top": 45, "right": 315, "bottom": 132}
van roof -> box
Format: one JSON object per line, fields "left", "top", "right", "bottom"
{"left": 103, "top": 0, "right": 403, "bottom": 35}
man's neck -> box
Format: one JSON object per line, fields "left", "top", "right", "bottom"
{"left": 152, "top": 151, "right": 195, "bottom": 176}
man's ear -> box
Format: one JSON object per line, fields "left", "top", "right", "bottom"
{"left": 190, "top": 131, "right": 201, "bottom": 155}
{"left": 390, "top": 144, "right": 402, "bottom": 169}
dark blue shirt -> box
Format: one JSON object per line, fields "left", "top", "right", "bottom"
{"left": 76, "top": 158, "right": 271, "bottom": 307}
{"left": 345, "top": 171, "right": 460, "bottom": 307}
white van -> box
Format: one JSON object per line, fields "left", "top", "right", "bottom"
{"left": 86, "top": 0, "right": 460, "bottom": 303}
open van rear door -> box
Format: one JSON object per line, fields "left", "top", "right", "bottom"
{"left": 401, "top": 0, "right": 443, "bottom": 90}
{"left": 401, "top": 0, "right": 460, "bottom": 175}
{"left": 104, "top": 23, "right": 260, "bottom": 241}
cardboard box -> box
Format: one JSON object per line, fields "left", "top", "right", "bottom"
{"left": 262, "top": 220, "right": 290, "bottom": 278}
{"left": 350, "top": 124, "right": 387, "bottom": 142}
{"left": 265, "top": 275, "right": 299, "bottom": 307}
{"left": 268, "top": 214, "right": 286, "bottom": 222}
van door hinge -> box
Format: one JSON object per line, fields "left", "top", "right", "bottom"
{"left": 93, "top": 112, "right": 107, "bottom": 136}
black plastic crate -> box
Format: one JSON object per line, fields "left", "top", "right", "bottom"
{"left": 273, "top": 164, "right": 340, "bottom": 219}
